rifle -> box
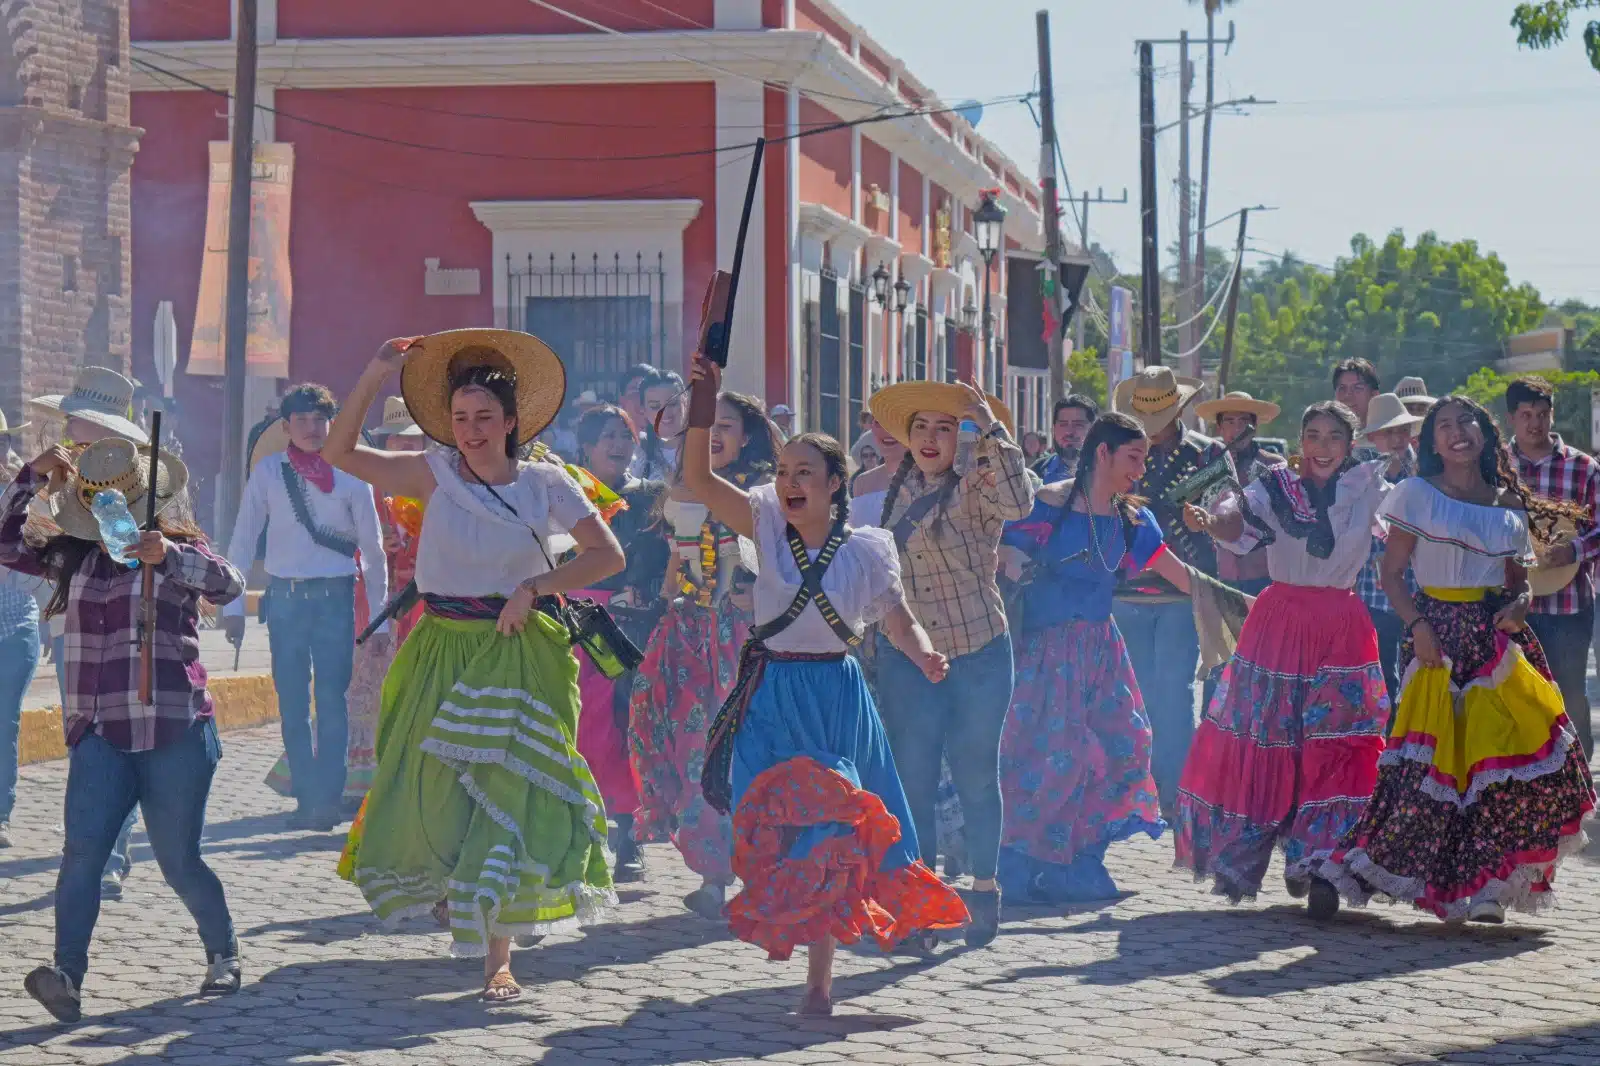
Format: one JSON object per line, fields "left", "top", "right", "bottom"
{"left": 697, "top": 137, "right": 766, "bottom": 369}
{"left": 357, "top": 580, "right": 418, "bottom": 646}
{"left": 139, "top": 412, "right": 162, "bottom": 706}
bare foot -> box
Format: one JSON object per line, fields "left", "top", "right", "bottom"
{"left": 798, "top": 986, "right": 833, "bottom": 1016}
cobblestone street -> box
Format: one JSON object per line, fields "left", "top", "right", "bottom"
{"left": 2, "top": 725, "right": 1600, "bottom": 1065}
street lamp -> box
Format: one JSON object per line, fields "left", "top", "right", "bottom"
{"left": 870, "top": 261, "right": 892, "bottom": 306}
{"left": 961, "top": 298, "right": 978, "bottom": 330}
{"left": 973, "top": 191, "right": 1007, "bottom": 394}
{"left": 893, "top": 274, "right": 912, "bottom": 315}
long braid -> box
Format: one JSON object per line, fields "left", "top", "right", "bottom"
{"left": 880, "top": 451, "right": 916, "bottom": 528}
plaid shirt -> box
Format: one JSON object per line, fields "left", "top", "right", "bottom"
{"left": 1513, "top": 434, "right": 1600, "bottom": 615}
{"left": 883, "top": 426, "right": 1034, "bottom": 658}
{"left": 1354, "top": 447, "right": 1417, "bottom": 614}
{"left": 1119, "top": 429, "right": 1225, "bottom": 597}
{"left": 0, "top": 467, "right": 245, "bottom": 751}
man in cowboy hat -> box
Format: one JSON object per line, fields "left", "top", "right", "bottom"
{"left": 1193, "top": 391, "right": 1286, "bottom": 598}
{"left": 1352, "top": 393, "right": 1424, "bottom": 703}
{"left": 1394, "top": 375, "right": 1436, "bottom": 419}
{"left": 769, "top": 403, "right": 795, "bottom": 441}
{"left": 223, "top": 383, "right": 387, "bottom": 832}
{"left": 1506, "top": 376, "right": 1600, "bottom": 757}
{"left": 1110, "top": 366, "right": 1227, "bottom": 813}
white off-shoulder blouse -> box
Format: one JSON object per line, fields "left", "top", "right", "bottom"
{"left": 1376, "top": 476, "right": 1535, "bottom": 590}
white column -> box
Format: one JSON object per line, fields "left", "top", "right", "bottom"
{"left": 786, "top": 86, "right": 802, "bottom": 421}
{"left": 715, "top": 78, "right": 768, "bottom": 400}
{"left": 888, "top": 154, "right": 901, "bottom": 380}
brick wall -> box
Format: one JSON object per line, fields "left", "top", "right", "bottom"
{"left": 0, "top": 0, "right": 140, "bottom": 453}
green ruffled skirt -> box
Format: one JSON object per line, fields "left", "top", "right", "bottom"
{"left": 340, "top": 611, "right": 615, "bottom": 956}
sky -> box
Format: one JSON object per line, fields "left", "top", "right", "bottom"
{"left": 836, "top": 0, "right": 1600, "bottom": 305}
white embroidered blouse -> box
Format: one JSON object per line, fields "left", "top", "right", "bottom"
{"left": 1214, "top": 459, "right": 1392, "bottom": 589}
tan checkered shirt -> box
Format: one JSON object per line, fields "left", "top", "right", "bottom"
{"left": 881, "top": 428, "right": 1035, "bottom": 658}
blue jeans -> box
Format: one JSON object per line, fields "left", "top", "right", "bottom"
{"left": 49, "top": 632, "right": 137, "bottom": 875}
{"left": 0, "top": 623, "right": 40, "bottom": 824}
{"left": 1529, "top": 607, "right": 1595, "bottom": 760}
{"left": 56, "top": 719, "right": 235, "bottom": 987}
{"left": 265, "top": 576, "right": 356, "bottom": 812}
{"left": 875, "top": 632, "right": 1014, "bottom": 881}
{"left": 1112, "top": 598, "right": 1198, "bottom": 808}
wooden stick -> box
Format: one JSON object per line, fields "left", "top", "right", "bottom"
{"left": 139, "top": 412, "right": 162, "bottom": 706}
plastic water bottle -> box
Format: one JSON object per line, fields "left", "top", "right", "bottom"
{"left": 91, "top": 490, "right": 141, "bottom": 568}
{"left": 954, "top": 418, "right": 981, "bottom": 476}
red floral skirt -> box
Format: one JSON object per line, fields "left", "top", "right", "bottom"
{"left": 628, "top": 598, "right": 747, "bottom": 882}
{"left": 1174, "top": 583, "right": 1388, "bottom": 896}
{"left": 728, "top": 757, "right": 969, "bottom": 961}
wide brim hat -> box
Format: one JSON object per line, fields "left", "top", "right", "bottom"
{"left": 1194, "top": 390, "right": 1279, "bottom": 425}
{"left": 249, "top": 419, "right": 290, "bottom": 470}
{"left": 1394, "top": 376, "right": 1437, "bottom": 410}
{"left": 371, "top": 395, "right": 425, "bottom": 439}
{"left": 400, "top": 328, "right": 567, "bottom": 447}
{"left": 867, "top": 382, "right": 1016, "bottom": 449}
{"left": 1113, "top": 366, "right": 1204, "bottom": 435}
{"left": 1362, "top": 393, "right": 1424, "bottom": 438}
{"left": 52, "top": 437, "right": 188, "bottom": 543}
{"left": 0, "top": 409, "right": 28, "bottom": 434}
{"left": 57, "top": 367, "right": 148, "bottom": 444}
{"left": 1530, "top": 517, "right": 1581, "bottom": 598}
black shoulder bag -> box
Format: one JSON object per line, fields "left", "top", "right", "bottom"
{"left": 465, "top": 466, "right": 645, "bottom": 680}
{"left": 701, "top": 519, "right": 861, "bottom": 814}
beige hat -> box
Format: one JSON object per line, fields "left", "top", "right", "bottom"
{"left": 372, "top": 395, "right": 424, "bottom": 438}
{"left": 1363, "top": 393, "right": 1424, "bottom": 438}
{"left": 0, "top": 409, "right": 27, "bottom": 435}
{"left": 1394, "top": 376, "right": 1436, "bottom": 412}
{"left": 53, "top": 436, "right": 188, "bottom": 543}
{"left": 1112, "top": 366, "right": 1203, "bottom": 436}
{"left": 867, "top": 382, "right": 1016, "bottom": 448}
{"left": 50, "top": 367, "right": 147, "bottom": 444}
{"left": 1530, "top": 517, "right": 1581, "bottom": 598}
{"left": 400, "top": 328, "right": 567, "bottom": 447}
{"left": 1193, "top": 390, "right": 1280, "bottom": 426}
{"left": 249, "top": 419, "right": 290, "bottom": 471}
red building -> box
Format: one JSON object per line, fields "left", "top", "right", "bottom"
{"left": 129, "top": 0, "right": 1046, "bottom": 513}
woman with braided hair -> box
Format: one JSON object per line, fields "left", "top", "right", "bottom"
{"left": 629, "top": 388, "right": 779, "bottom": 919}
{"left": 682, "top": 355, "right": 963, "bottom": 1016}
{"left": 1317, "top": 395, "right": 1596, "bottom": 924}
{"left": 1174, "top": 401, "right": 1392, "bottom": 913}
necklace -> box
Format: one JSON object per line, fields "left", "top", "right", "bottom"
{"left": 1085, "top": 500, "right": 1126, "bottom": 573}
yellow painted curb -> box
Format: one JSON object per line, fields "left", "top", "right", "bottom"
{"left": 18, "top": 674, "right": 281, "bottom": 766}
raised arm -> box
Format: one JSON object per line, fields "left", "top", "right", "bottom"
{"left": 323, "top": 338, "right": 434, "bottom": 500}
{"left": 680, "top": 354, "right": 756, "bottom": 540}
{"left": 0, "top": 457, "right": 64, "bottom": 576}
{"left": 957, "top": 381, "right": 1034, "bottom": 524}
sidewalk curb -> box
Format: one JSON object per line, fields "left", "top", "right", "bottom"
{"left": 18, "top": 674, "right": 281, "bottom": 765}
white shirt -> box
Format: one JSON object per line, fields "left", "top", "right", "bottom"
{"left": 748, "top": 483, "right": 904, "bottom": 653}
{"left": 1377, "top": 477, "right": 1535, "bottom": 589}
{"left": 414, "top": 448, "right": 597, "bottom": 598}
{"left": 223, "top": 452, "right": 388, "bottom": 621}
{"left": 1215, "top": 460, "right": 1392, "bottom": 590}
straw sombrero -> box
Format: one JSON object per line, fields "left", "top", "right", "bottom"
{"left": 53, "top": 436, "right": 188, "bottom": 543}
{"left": 1194, "top": 390, "right": 1279, "bottom": 426}
{"left": 400, "top": 329, "right": 567, "bottom": 447}
{"left": 867, "top": 382, "right": 1016, "bottom": 449}
{"left": 1530, "top": 516, "right": 1582, "bottom": 598}
{"left": 1113, "top": 366, "right": 1203, "bottom": 436}
{"left": 372, "top": 395, "right": 424, "bottom": 438}
{"left": 249, "top": 418, "right": 290, "bottom": 471}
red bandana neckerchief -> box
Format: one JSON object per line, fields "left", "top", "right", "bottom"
{"left": 286, "top": 444, "right": 336, "bottom": 494}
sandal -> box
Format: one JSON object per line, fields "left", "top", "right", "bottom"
{"left": 798, "top": 987, "right": 833, "bottom": 1016}
{"left": 481, "top": 969, "right": 522, "bottom": 1004}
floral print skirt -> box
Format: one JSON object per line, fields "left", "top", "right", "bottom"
{"left": 1317, "top": 588, "right": 1596, "bottom": 921}
{"left": 628, "top": 598, "right": 747, "bottom": 883}
{"left": 1174, "top": 583, "right": 1388, "bottom": 898}
{"left": 997, "top": 619, "right": 1164, "bottom": 903}
{"left": 727, "top": 656, "right": 967, "bottom": 959}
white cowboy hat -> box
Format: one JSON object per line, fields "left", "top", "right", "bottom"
{"left": 400, "top": 329, "right": 567, "bottom": 447}
{"left": 52, "top": 436, "right": 188, "bottom": 543}
{"left": 52, "top": 367, "right": 148, "bottom": 444}
{"left": 1112, "top": 366, "right": 1203, "bottom": 436}
{"left": 0, "top": 409, "right": 28, "bottom": 435}
{"left": 1394, "top": 376, "right": 1436, "bottom": 412}
{"left": 867, "top": 382, "right": 1016, "bottom": 448}
{"left": 371, "top": 395, "right": 425, "bottom": 439}
{"left": 1363, "top": 393, "right": 1424, "bottom": 438}
{"left": 1193, "top": 390, "right": 1280, "bottom": 426}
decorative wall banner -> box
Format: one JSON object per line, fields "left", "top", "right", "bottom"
{"left": 188, "top": 142, "right": 294, "bottom": 378}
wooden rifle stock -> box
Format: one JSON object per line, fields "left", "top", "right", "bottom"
{"left": 697, "top": 137, "right": 765, "bottom": 368}
{"left": 139, "top": 412, "right": 162, "bottom": 706}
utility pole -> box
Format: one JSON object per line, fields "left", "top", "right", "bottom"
{"left": 1035, "top": 10, "right": 1068, "bottom": 407}
{"left": 1215, "top": 207, "right": 1251, "bottom": 394}
{"left": 1177, "top": 31, "right": 1194, "bottom": 365}
{"left": 1137, "top": 41, "right": 1161, "bottom": 367}
{"left": 1196, "top": 3, "right": 1222, "bottom": 314}
{"left": 218, "top": 0, "right": 258, "bottom": 543}
{"left": 1073, "top": 187, "right": 1128, "bottom": 355}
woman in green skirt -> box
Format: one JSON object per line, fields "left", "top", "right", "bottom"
{"left": 324, "top": 329, "right": 626, "bottom": 1002}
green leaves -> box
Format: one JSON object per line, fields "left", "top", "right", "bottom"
{"left": 1511, "top": 1, "right": 1600, "bottom": 72}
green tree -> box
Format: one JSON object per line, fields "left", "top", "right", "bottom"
{"left": 1458, "top": 367, "right": 1600, "bottom": 450}
{"left": 1512, "top": 1, "right": 1600, "bottom": 73}
{"left": 1065, "top": 344, "right": 1108, "bottom": 407}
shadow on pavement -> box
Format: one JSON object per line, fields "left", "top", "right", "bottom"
{"left": 986, "top": 905, "right": 1546, "bottom": 994}
{"left": 1392, "top": 1021, "right": 1600, "bottom": 1063}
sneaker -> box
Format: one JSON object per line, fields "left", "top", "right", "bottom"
{"left": 1468, "top": 899, "right": 1506, "bottom": 925}
{"left": 683, "top": 882, "right": 726, "bottom": 920}
{"left": 1284, "top": 873, "right": 1310, "bottom": 899}
{"left": 962, "top": 888, "right": 1001, "bottom": 948}
{"left": 1307, "top": 878, "right": 1341, "bottom": 922}
{"left": 24, "top": 965, "right": 81, "bottom": 1024}
{"left": 100, "top": 871, "right": 124, "bottom": 902}
{"left": 0, "top": 822, "right": 12, "bottom": 848}
{"left": 613, "top": 839, "right": 646, "bottom": 883}
{"left": 199, "top": 953, "right": 241, "bottom": 996}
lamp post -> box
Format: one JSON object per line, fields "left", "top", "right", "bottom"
{"left": 974, "top": 191, "right": 1006, "bottom": 395}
